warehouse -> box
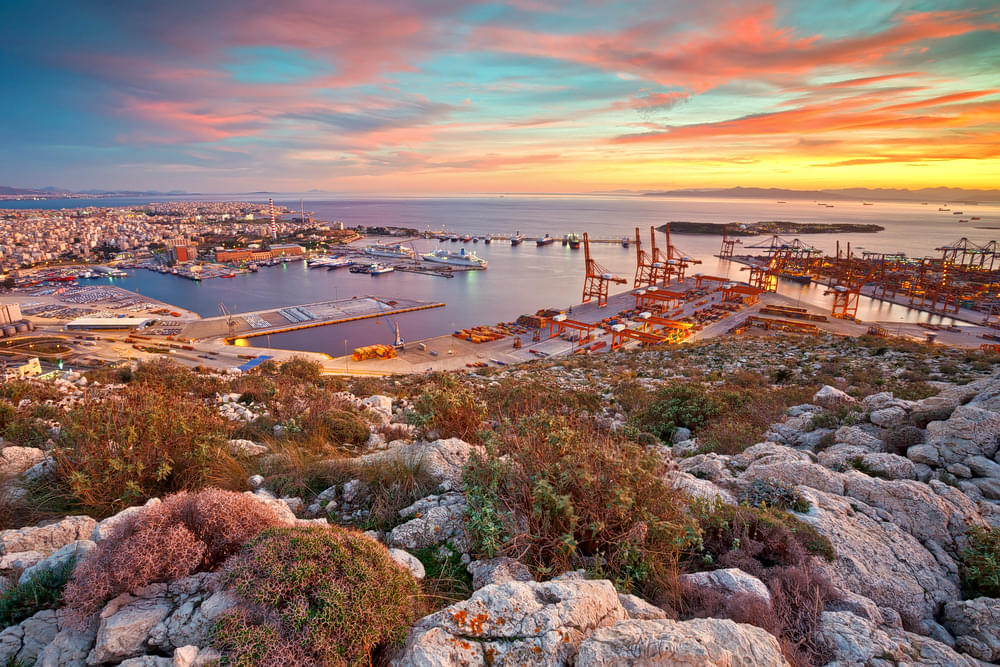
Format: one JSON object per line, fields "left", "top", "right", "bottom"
{"left": 66, "top": 316, "right": 154, "bottom": 331}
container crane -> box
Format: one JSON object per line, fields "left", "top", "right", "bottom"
{"left": 661, "top": 223, "right": 701, "bottom": 284}
{"left": 218, "top": 301, "right": 237, "bottom": 340}
{"left": 719, "top": 225, "right": 742, "bottom": 259}
{"left": 633, "top": 227, "right": 661, "bottom": 289}
{"left": 582, "top": 233, "right": 627, "bottom": 307}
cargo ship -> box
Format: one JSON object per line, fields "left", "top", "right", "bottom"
{"left": 349, "top": 262, "right": 395, "bottom": 275}
{"left": 510, "top": 231, "right": 524, "bottom": 246}
{"left": 422, "top": 248, "right": 488, "bottom": 268}
{"left": 536, "top": 234, "right": 555, "bottom": 246}
{"left": 567, "top": 233, "right": 582, "bottom": 249}
{"left": 363, "top": 243, "right": 415, "bottom": 260}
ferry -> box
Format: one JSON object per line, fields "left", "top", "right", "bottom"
{"left": 363, "top": 243, "right": 415, "bottom": 260}
{"left": 536, "top": 234, "right": 555, "bottom": 246}
{"left": 324, "top": 257, "right": 353, "bottom": 270}
{"left": 422, "top": 248, "right": 488, "bottom": 268}
{"left": 510, "top": 231, "right": 524, "bottom": 246}
{"left": 307, "top": 256, "right": 342, "bottom": 268}
{"left": 349, "top": 262, "right": 394, "bottom": 275}
{"left": 567, "top": 233, "right": 582, "bottom": 249}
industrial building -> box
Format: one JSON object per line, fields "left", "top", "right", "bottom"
{"left": 66, "top": 316, "right": 154, "bottom": 330}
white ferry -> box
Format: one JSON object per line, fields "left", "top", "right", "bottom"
{"left": 422, "top": 248, "right": 488, "bottom": 268}
{"left": 349, "top": 262, "right": 395, "bottom": 275}
{"left": 364, "top": 243, "right": 415, "bottom": 260}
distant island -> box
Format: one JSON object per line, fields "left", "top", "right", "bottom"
{"left": 642, "top": 186, "right": 1000, "bottom": 203}
{"left": 659, "top": 221, "right": 884, "bottom": 235}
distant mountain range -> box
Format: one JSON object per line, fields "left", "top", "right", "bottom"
{"left": 641, "top": 187, "right": 1000, "bottom": 202}
{"left": 0, "top": 185, "right": 192, "bottom": 196}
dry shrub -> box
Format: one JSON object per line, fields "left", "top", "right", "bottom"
{"left": 480, "top": 377, "right": 603, "bottom": 422}
{"left": 52, "top": 385, "right": 235, "bottom": 514}
{"left": 464, "top": 413, "right": 698, "bottom": 596}
{"left": 213, "top": 525, "right": 419, "bottom": 666}
{"left": 412, "top": 373, "right": 485, "bottom": 442}
{"left": 63, "top": 489, "right": 283, "bottom": 624}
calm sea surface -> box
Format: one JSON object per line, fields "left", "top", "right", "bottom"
{"left": 10, "top": 194, "right": 1000, "bottom": 355}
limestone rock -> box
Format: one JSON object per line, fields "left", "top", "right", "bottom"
{"left": 943, "top": 597, "right": 1000, "bottom": 663}
{"left": 576, "top": 618, "right": 790, "bottom": 666}
{"left": 679, "top": 568, "right": 772, "bottom": 607}
{"left": 0, "top": 446, "right": 46, "bottom": 477}
{"left": 388, "top": 493, "right": 468, "bottom": 552}
{"left": 389, "top": 548, "right": 426, "bottom": 580}
{"left": 396, "top": 578, "right": 627, "bottom": 666}
{"left": 88, "top": 595, "right": 173, "bottom": 664}
{"left": 0, "top": 609, "right": 60, "bottom": 666}
{"left": 870, "top": 406, "right": 907, "bottom": 428}
{"left": 796, "top": 488, "right": 959, "bottom": 621}
{"left": 814, "top": 385, "right": 854, "bottom": 408}
{"left": 817, "top": 610, "right": 979, "bottom": 666}
{"left": 19, "top": 539, "right": 94, "bottom": 586}
{"left": 466, "top": 557, "right": 533, "bottom": 590}
{"left": 36, "top": 611, "right": 98, "bottom": 667}
{"left": 0, "top": 515, "right": 96, "bottom": 556}
{"left": 834, "top": 426, "right": 883, "bottom": 451}
{"left": 354, "top": 438, "right": 482, "bottom": 489}
{"left": 226, "top": 439, "right": 268, "bottom": 457}
{"left": 616, "top": 594, "right": 668, "bottom": 621}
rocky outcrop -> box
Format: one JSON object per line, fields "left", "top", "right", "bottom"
{"left": 388, "top": 492, "right": 469, "bottom": 552}
{"left": 19, "top": 539, "right": 94, "bottom": 585}
{"left": 466, "top": 557, "right": 533, "bottom": 590}
{"left": 679, "top": 568, "right": 772, "bottom": 607}
{"left": 397, "top": 578, "right": 631, "bottom": 665}
{"left": 0, "top": 515, "right": 96, "bottom": 556}
{"left": 817, "top": 610, "right": 979, "bottom": 666}
{"left": 0, "top": 609, "right": 60, "bottom": 666}
{"left": 354, "top": 438, "right": 482, "bottom": 490}
{"left": 942, "top": 597, "right": 1000, "bottom": 663}
{"left": 576, "top": 618, "right": 789, "bottom": 666}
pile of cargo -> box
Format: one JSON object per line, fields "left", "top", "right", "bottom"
{"left": 352, "top": 344, "right": 397, "bottom": 361}
{"left": 452, "top": 325, "right": 506, "bottom": 344}
{"left": 516, "top": 308, "right": 564, "bottom": 329}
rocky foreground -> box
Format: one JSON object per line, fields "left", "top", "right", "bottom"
{"left": 1, "top": 348, "right": 1000, "bottom": 665}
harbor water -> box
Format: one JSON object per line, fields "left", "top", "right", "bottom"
{"left": 13, "top": 195, "right": 1000, "bottom": 355}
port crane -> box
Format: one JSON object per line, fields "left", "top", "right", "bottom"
{"left": 719, "top": 225, "right": 742, "bottom": 259}
{"left": 582, "top": 233, "right": 626, "bottom": 307}
{"left": 661, "top": 223, "right": 701, "bottom": 284}
{"left": 633, "top": 227, "right": 662, "bottom": 289}
{"left": 218, "top": 301, "right": 237, "bottom": 340}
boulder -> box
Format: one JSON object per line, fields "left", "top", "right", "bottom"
{"left": 88, "top": 595, "right": 173, "bottom": 665}
{"left": 870, "top": 406, "right": 907, "bottom": 428}
{"left": 466, "top": 557, "right": 533, "bottom": 590}
{"left": 924, "top": 404, "right": 1000, "bottom": 465}
{"left": 354, "top": 438, "right": 482, "bottom": 490}
{"left": 942, "top": 597, "right": 1000, "bottom": 663}
{"left": 966, "top": 454, "right": 1000, "bottom": 479}
{"left": 814, "top": 385, "right": 854, "bottom": 408}
{"left": 616, "top": 594, "right": 668, "bottom": 621}
{"left": 396, "top": 578, "right": 627, "bottom": 665}
{"left": 671, "top": 427, "right": 692, "bottom": 443}
{"left": 0, "top": 446, "right": 47, "bottom": 477}
{"left": 226, "top": 439, "right": 268, "bottom": 457}
{"left": 576, "top": 618, "right": 789, "bottom": 666}
{"left": 389, "top": 548, "right": 426, "bottom": 580}
{"left": 833, "top": 426, "right": 883, "bottom": 451}
{"left": 679, "top": 568, "right": 772, "bottom": 607}
{"left": 0, "top": 515, "right": 96, "bottom": 556}
{"left": 388, "top": 493, "right": 469, "bottom": 552}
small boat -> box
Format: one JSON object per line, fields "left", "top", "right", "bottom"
{"left": 621, "top": 236, "right": 631, "bottom": 248}
{"left": 863, "top": 202, "right": 873, "bottom": 206}
{"left": 221, "top": 273, "right": 236, "bottom": 278}
{"left": 939, "top": 208, "right": 950, "bottom": 211}
{"left": 972, "top": 217, "right": 981, "bottom": 220}
{"left": 510, "top": 231, "right": 524, "bottom": 246}
{"left": 536, "top": 234, "right": 555, "bottom": 246}
{"left": 450, "top": 235, "right": 459, "bottom": 242}
{"left": 484, "top": 235, "right": 492, "bottom": 244}
{"left": 567, "top": 233, "right": 582, "bottom": 249}
{"left": 954, "top": 211, "right": 964, "bottom": 215}
{"left": 462, "top": 234, "right": 472, "bottom": 242}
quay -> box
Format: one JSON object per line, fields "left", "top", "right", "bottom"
{"left": 179, "top": 296, "right": 445, "bottom": 341}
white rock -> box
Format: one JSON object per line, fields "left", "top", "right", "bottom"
{"left": 0, "top": 515, "right": 96, "bottom": 556}
{"left": 389, "top": 548, "right": 426, "bottom": 580}
{"left": 19, "top": 539, "right": 94, "bottom": 586}
{"left": 814, "top": 385, "right": 854, "bottom": 408}
{"left": 679, "top": 568, "right": 772, "bottom": 607}
{"left": 226, "top": 439, "right": 268, "bottom": 457}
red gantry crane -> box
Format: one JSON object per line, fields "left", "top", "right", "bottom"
{"left": 719, "top": 225, "right": 742, "bottom": 259}
{"left": 633, "top": 226, "right": 664, "bottom": 288}
{"left": 582, "top": 232, "right": 627, "bottom": 307}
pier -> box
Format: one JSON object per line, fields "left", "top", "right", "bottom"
{"left": 179, "top": 296, "right": 445, "bottom": 341}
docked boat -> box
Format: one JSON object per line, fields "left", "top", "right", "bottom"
{"left": 450, "top": 235, "right": 459, "bottom": 242}
{"left": 621, "top": 236, "right": 631, "bottom": 248}
{"left": 221, "top": 273, "right": 236, "bottom": 278}
{"left": 510, "top": 231, "right": 524, "bottom": 246}
{"left": 954, "top": 211, "right": 964, "bottom": 215}
{"left": 324, "top": 257, "right": 352, "bottom": 270}
{"left": 307, "top": 256, "right": 341, "bottom": 268}
{"left": 349, "top": 262, "right": 394, "bottom": 275}
{"left": 567, "top": 233, "right": 581, "bottom": 249}
{"left": 422, "top": 248, "right": 488, "bottom": 268}
{"left": 462, "top": 234, "right": 472, "bottom": 242}
{"left": 483, "top": 235, "right": 492, "bottom": 244}
{"left": 363, "top": 243, "right": 415, "bottom": 260}
{"left": 536, "top": 234, "right": 555, "bottom": 246}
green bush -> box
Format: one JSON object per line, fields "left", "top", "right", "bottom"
{"left": 313, "top": 409, "right": 370, "bottom": 447}
{"left": 0, "top": 557, "right": 77, "bottom": 626}
{"left": 463, "top": 414, "right": 698, "bottom": 597}
{"left": 632, "top": 384, "right": 718, "bottom": 442}
{"left": 412, "top": 373, "right": 485, "bottom": 441}
{"left": 961, "top": 524, "right": 1000, "bottom": 598}
{"left": 213, "top": 526, "right": 419, "bottom": 666}
{"left": 52, "top": 386, "right": 233, "bottom": 514}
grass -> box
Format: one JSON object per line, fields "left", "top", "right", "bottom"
{"left": 413, "top": 544, "right": 474, "bottom": 613}
{"left": 0, "top": 556, "right": 77, "bottom": 626}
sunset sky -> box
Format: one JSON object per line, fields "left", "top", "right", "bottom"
{"left": 2, "top": 1, "right": 998, "bottom": 194}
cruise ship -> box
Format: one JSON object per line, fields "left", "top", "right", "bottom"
{"left": 422, "top": 248, "right": 488, "bottom": 268}
{"left": 363, "top": 243, "right": 415, "bottom": 260}
{"left": 349, "top": 262, "right": 395, "bottom": 275}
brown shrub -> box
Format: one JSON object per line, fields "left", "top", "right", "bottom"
{"left": 464, "top": 413, "right": 698, "bottom": 597}
{"left": 63, "top": 489, "right": 283, "bottom": 624}
{"left": 52, "top": 386, "right": 235, "bottom": 514}
{"left": 413, "top": 373, "right": 485, "bottom": 442}
{"left": 213, "top": 525, "right": 419, "bottom": 666}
